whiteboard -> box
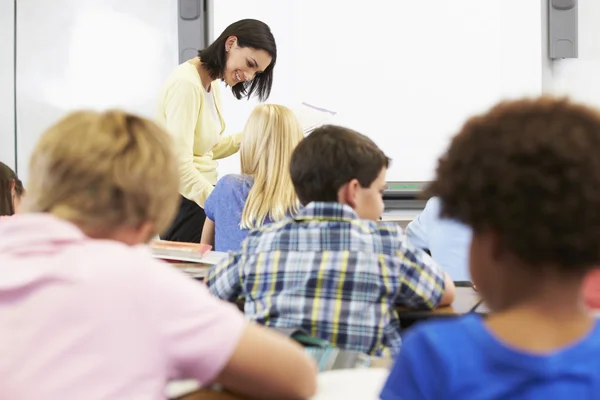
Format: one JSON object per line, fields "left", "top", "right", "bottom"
{"left": 15, "top": 0, "right": 179, "bottom": 183}
{"left": 213, "top": 0, "right": 543, "bottom": 181}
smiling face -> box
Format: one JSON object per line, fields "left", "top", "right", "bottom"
{"left": 222, "top": 36, "right": 272, "bottom": 87}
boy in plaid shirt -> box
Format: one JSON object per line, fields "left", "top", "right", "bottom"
{"left": 207, "top": 125, "right": 455, "bottom": 357}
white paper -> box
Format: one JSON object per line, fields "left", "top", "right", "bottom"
{"left": 312, "top": 368, "right": 389, "bottom": 400}
{"left": 292, "top": 102, "right": 337, "bottom": 135}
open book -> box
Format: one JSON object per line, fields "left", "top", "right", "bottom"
{"left": 292, "top": 102, "right": 337, "bottom": 135}
{"left": 150, "top": 240, "right": 212, "bottom": 263}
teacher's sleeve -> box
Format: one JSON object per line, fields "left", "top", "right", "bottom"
{"left": 164, "top": 79, "right": 215, "bottom": 207}
{"left": 212, "top": 132, "right": 242, "bottom": 159}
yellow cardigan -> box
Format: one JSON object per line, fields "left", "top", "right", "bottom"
{"left": 156, "top": 62, "right": 241, "bottom": 207}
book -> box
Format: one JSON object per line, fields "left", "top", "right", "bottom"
{"left": 170, "top": 263, "right": 211, "bottom": 279}
{"left": 150, "top": 240, "right": 212, "bottom": 263}
{"left": 271, "top": 327, "right": 389, "bottom": 372}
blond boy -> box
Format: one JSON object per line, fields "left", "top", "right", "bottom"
{"left": 0, "top": 110, "right": 315, "bottom": 399}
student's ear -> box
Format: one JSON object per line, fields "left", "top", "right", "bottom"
{"left": 337, "top": 179, "right": 359, "bottom": 209}
{"left": 9, "top": 179, "right": 15, "bottom": 194}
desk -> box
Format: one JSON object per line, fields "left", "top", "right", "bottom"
{"left": 381, "top": 209, "right": 420, "bottom": 229}
{"left": 169, "top": 355, "right": 391, "bottom": 400}
{"left": 396, "top": 287, "right": 481, "bottom": 328}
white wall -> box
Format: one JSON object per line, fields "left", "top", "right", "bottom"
{"left": 0, "top": 1, "right": 15, "bottom": 170}
{"left": 545, "top": 0, "right": 600, "bottom": 107}
{"left": 540, "top": 0, "right": 553, "bottom": 90}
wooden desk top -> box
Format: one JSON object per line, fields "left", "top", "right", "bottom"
{"left": 396, "top": 287, "right": 481, "bottom": 319}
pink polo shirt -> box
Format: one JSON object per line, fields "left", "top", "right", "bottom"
{"left": 0, "top": 214, "right": 246, "bottom": 399}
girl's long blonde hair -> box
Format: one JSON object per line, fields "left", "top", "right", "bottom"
{"left": 240, "top": 104, "right": 303, "bottom": 229}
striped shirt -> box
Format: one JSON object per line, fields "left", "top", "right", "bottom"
{"left": 206, "top": 202, "right": 446, "bottom": 357}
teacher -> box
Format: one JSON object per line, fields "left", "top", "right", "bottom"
{"left": 156, "top": 19, "right": 277, "bottom": 243}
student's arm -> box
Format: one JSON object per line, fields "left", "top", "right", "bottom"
{"left": 205, "top": 252, "right": 244, "bottom": 301}
{"left": 440, "top": 272, "right": 455, "bottom": 306}
{"left": 212, "top": 133, "right": 242, "bottom": 160}
{"left": 136, "top": 258, "right": 317, "bottom": 399}
{"left": 200, "top": 218, "right": 215, "bottom": 247}
{"left": 212, "top": 323, "right": 317, "bottom": 399}
{"left": 202, "top": 187, "right": 219, "bottom": 247}
{"left": 380, "top": 328, "right": 447, "bottom": 400}
{"left": 164, "top": 79, "right": 214, "bottom": 207}
{"left": 394, "top": 235, "right": 453, "bottom": 309}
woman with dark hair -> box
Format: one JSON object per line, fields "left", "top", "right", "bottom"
{"left": 0, "top": 162, "right": 24, "bottom": 216}
{"left": 157, "top": 19, "right": 277, "bottom": 243}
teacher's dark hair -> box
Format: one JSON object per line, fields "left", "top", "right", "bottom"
{"left": 0, "top": 162, "right": 23, "bottom": 216}
{"left": 199, "top": 19, "right": 277, "bottom": 101}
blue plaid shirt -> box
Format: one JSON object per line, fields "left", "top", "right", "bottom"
{"left": 207, "top": 202, "right": 446, "bottom": 357}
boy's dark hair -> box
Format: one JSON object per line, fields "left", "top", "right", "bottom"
{"left": 199, "top": 19, "right": 276, "bottom": 101}
{"left": 429, "top": 97, "right": 600, "bottom": 273}
{"left": 290, "top": 125, "right": 390, "bottom": 205}
{"left": 0, "top": 162, "right": 23, "bottom": 216}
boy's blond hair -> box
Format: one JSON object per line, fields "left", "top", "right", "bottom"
{"left": 240, "top": 104, "right": 303, "bottom": 229}
{"left": 24, "top": 110, "right": 179, "bottom": 238}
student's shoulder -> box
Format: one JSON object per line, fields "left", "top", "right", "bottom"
{"left": 375, "top": 220, "right": 404, "bottom": 237}
{"left": 423, "top": 196, "right": 442, "bottom": 213}
{"left": 402, "top": 314, "right": 481, "bottom": 357}
{"left": 250, "top": 214, "right": 294, "bottom": 234}
{"left": 239, "top": 217, "right": 294, "bottom": 250}
{"left": 210, "top": 174, "right": 252, "bottom": 201}
{"left": 216, "top": 174, "right": 252, "bottom": 190}
{"left": 382, "top": 316, "right": 479, "bottom": 400}
{"left": 586, "top": 319, "right": 600, "bottom": 350}
{"left": 369, "top": 220, "right": 405, "bottom": 249}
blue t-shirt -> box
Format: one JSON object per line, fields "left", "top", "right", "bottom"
{"left": 380, "top": 314, "right": 600, "bottom": 399}
{"left": 204, "top": 174, "right": 272, "bottom": 252}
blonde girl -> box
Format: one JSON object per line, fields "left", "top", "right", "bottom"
{"left": 201, "top": 104, "right": 303, "bottom": 251}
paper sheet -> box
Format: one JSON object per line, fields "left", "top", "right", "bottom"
{"left": 292, "top": 102, "right": 337, "bottom": 135}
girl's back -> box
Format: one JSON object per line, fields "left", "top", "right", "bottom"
{"left": 202, "top": 104, "right": 304, "bottom": 251}
{"left": 204, "top": 174, "right": 263, "bottom": 252}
